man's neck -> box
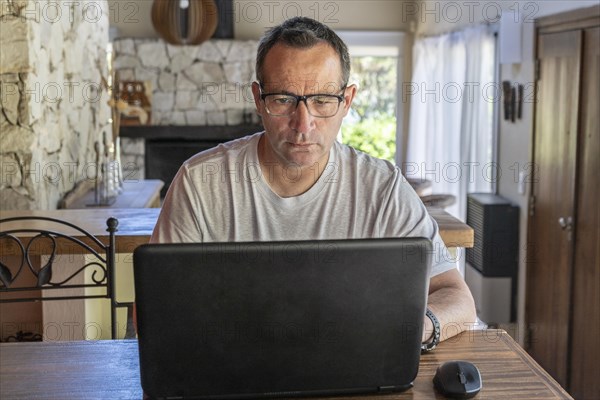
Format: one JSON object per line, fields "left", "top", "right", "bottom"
{"left": 258, "top": 136, "right": 329, "bottom": 198}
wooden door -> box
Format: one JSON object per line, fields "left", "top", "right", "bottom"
{"left": 569, "top": 26, "right": 600, "bottom": 400}
{"left": 526, "top": 30, "right": 581, "bottom": 388}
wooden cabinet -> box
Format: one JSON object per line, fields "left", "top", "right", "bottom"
{"left": 526, "top": 6, "right": 599, "bottom": 400}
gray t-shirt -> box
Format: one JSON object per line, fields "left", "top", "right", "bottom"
{"left": 151, "top": 132, "right": 456, "bottom": 277}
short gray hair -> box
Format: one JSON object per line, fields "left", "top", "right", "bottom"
{"left": 256, "top": 17, "right": 350, "bottom": 88}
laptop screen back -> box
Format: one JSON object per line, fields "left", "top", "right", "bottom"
{"left": 134, "top": 238, "right": 432, "bottom": 399}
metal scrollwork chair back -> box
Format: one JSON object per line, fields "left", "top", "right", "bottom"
{"left": 0, "top": 216, "right": 131, "bottom": 340}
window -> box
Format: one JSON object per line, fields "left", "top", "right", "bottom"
{"left": 337, "top": 32, "right": 404, "bottom": 164}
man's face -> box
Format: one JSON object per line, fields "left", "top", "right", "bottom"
{"left": 252, "top": 42, "right": 356, "bottom": 169}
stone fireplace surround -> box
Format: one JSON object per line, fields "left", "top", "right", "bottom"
{"left": 112, "top": 37, "right": 262, "bottom": 193}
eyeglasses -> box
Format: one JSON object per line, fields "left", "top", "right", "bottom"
{"left": 259, "top": 86, "right": 347, "bottom": 118}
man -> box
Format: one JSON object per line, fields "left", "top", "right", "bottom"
{"left": 151, "top": 17, "right": 476, "bottom": 348}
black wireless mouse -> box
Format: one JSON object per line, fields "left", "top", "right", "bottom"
{"left": 433, "top": 360, "right": 482, "bottom": 398}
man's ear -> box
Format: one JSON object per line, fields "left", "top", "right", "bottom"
{"left": 342, "top": 84, "right": 358, "bottom": 115}
{"left": 251, "top": 81, "right": 264, "bottom": 115}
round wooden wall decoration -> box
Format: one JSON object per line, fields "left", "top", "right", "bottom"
{"left": 151, "top": 0, "right": 219, "bottom": 45}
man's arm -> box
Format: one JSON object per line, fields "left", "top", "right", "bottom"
{"left": 422, "top": 268, "right": 477, "bottom": 343}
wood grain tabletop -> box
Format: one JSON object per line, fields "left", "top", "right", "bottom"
{"left": 0, "top": 330, "right": 571, "bottom": 399}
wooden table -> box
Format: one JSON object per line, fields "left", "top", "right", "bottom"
{"left": 0, "top": 330, "right": 571, "bottom": 399}
{"left": 0, "top": 207, "right": 473, "bottom": 251}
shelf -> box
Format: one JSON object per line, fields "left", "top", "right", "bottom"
{"left": 119, "top": 124, "right": 264, "bottom": 141}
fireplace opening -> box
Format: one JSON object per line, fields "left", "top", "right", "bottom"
{"left": 145, "top": 139, "right": 224, "bottom": 198}
{"left": 121, "top": 124, "right": 263, "bottom": 198}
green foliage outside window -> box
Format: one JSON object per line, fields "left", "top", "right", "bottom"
{"left": 341, "top": 56, "right": 397, "bottom": 163}
{"left": 341, "top": 117, "right": 396, "bottom": 162}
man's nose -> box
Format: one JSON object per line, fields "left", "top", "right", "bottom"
{"left": 290, "top": 100, "right": 314, "bottom": 132}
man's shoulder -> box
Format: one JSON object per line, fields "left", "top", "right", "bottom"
{"left": 183, "top": 131, "right": 262, "bottom": 169}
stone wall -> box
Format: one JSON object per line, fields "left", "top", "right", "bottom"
{"left": 0, "top": 0, "right": 111, "bottom": 210}
{"left": 112, "top": 38, "right": 259, "bottom": 126}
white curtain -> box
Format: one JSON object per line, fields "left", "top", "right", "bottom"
{"left": 406, "top": 25, "right": 496, "bottom": 221}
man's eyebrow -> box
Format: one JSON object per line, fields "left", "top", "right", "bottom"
{"left": 275, "top": 89, "right": 297, "bottom": 95}
{"left": 259, "top": 84, "right": 291, "bottom": 94}
{"left": 263, "top": 88, "right": 303, "bottom": 96}
{"left": 265, "top": 88, "right": 342, "bottom": 96}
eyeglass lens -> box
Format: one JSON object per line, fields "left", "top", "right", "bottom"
{"left": 265, "top": 94, "right": 341, "bottom": 117}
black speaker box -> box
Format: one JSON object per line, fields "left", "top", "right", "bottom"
{"left": 466, "top": 193, "right": 519, "bottom": 277}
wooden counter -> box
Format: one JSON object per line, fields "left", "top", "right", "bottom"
{"left": 428, "top": 207, "right": 474, "bottom": 248}
{"left": 0, "top": 208, "right": 160, "bottom": 254}
{"left": 60, "top": 179, "right": 164, "bottom": 209}
{"left": 0, "top": 207, "right": 473, "bottom": 250}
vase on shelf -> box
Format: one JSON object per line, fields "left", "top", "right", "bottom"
{"left": 92, "top": 134, "right": 120, "bottom": 206}
{"left": 113, "top": 137, "right": 124, "bottom": 193}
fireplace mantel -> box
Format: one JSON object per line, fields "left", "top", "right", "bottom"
{"left": 119, "top": 124, "right": 263, "bottom": 141}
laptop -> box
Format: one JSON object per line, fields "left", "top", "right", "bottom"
{"left": 133, "top": 238, "right": 432, "bottom": 399}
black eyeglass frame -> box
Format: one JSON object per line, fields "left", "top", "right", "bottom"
{"left": 258, "top": 84, "right": 348, "bottom": 118}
